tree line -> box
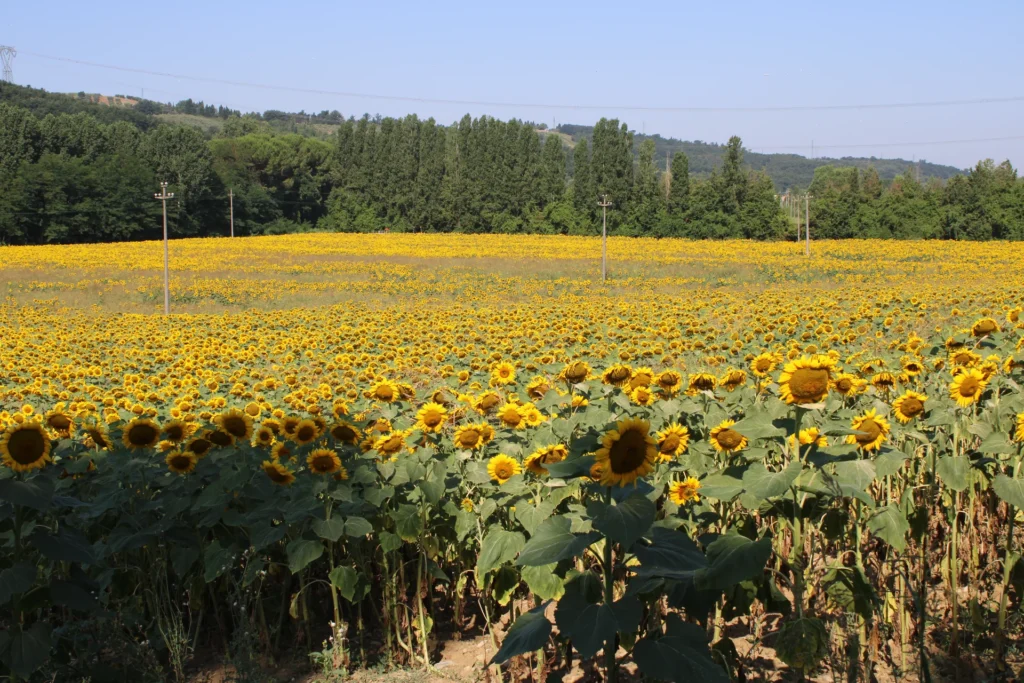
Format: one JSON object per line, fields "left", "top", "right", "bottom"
{"left": 0, "top": 92, "right": 1022, "bottom": 244}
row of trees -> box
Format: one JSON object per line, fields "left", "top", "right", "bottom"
{"left": 1, "top": 95, "right": 1022, "bottom": 244}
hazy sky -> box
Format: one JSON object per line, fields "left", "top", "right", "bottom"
{"left": 7, "top": 0, "right": 1023, "bottom": 169}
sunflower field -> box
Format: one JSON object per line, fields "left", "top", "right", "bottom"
{"left": 2, "top": 234, "right": 1024, "bottom": 682}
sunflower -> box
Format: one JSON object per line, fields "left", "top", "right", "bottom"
{"left": 307, "top": 448, "right": 342, "bottom": 475}
{"left": 253, "top": 425, "right": 276, "bottom": 447}
{"left": 847, "top": 408, "right": 890, "bottom": 452}
{"left": 949, "top": 369, "right": 987, "bottom": 408}
{"left": 216, "top": 408, "right": 254, "bottom": 441}
{"left": 709, "top": 420, "right": 749, "bottom": 454}
{"left": 971, "top": 317, "right": 999, "bottom": 337}
{"left": 601, "top": 364, "right": 633, "bottom": 387}
{"left": 208, "top": 429, "right": 235, "bottom": 448}
{"left": 1003, "top": 356, "right": 1024, "bottom": 374}
{"left": 366, "top": 380, "right": 401, "bottom": 403}
{"left": 281, "top": 415, "right": 302, "bottom": 437}
{"left": 628, "top": 368, "right": 655, "bottom": 391}
{"left": 525, "top": 377, "right": 551, "bottom": 400}
{"left": 453, "top": 423, "right": 488, "bottom": 450}
{"left": 83, "top": 423, "right": 111, "bottom": 450}
{"left": 162, "top": 419, "right": 189, "bottom": 444}
{"left": 560, "top": 361, "right": 591, "bottom": 384}
{"left": 497, "top": 402, "right": 526, "bottom": 429}
{"left": 901, "top": 358, "right": 925, "bottom": 377}
{"left": 629, "top": 385, "right": 657, "bottom": 406}
{"left": 292, "top": 419, "right": 319, "bottom": 445}
{"left": 491, "top": 362, "right": 517, "bottom": 386}
{"left": 375, "top": 430, "right": 408, "bottom": 457}
{"left": 123, "top": 417, "right": 161, "bottom": 450}
{"left": 594, "top": 417, "right": 658, "bottom": 487}
{"left": 669, "top": 477, "right": 701, "bottom": 505}
{"left": 460, "top": 498, "right": 474, "bottom": 512}
{"left": 521, "top": 404, "right": 546, "bottom": 427}
{"left": 333, "top": 465, "right": 350, "bottom": 481}
{"left": 950, "top": 349, "right": 980, "bottom": 367}
{"left": 655, "top": 424, "right": 690, "bottom": 462}
{"left": 271, "top": 441, "right": 293, "bottom": 461}
{"left": 720, "top": 369, "right": 747, "bottom": 392}
{"left": 524, "top": 444, "right": 568, "bottom": 476}
{"left": 474, "top": 391, "right": 502, "bottom": 415}
{"left": 787, "top": 428, "right": 827, "bottom": 452}
{"left": 487, "top": 454, "right": 522, "bottom": 484}
{"left": 778, "top": 356, "right": 834, "bottom": 405}
{"left": 185, "top": 434, "right": 214, "bottom": 458}
{"left": 44, "top": 409, "right": 74, "bottom": 435}
{"left": 654, "top": 370, "right": 683, "bottom": 395}
{"left": 750, "top": 352, "right": 777, "bottom": 378}
{"left": 329, "top": 420, "right": 361, "bottom": 445}
{"left": 165, "top": 450, "right": 198, "bottom": 474}
{"left": 571, "top": 394, "right": 589, "bottom": 409}
{"left": 831, "top": 373, "right": 866, "bottom": 397}
{"left": 0, "top": 422, "right": 52, "bottom": 472}
{"left": 1015, "top": 413, "right": 1024, "bottom": 443}
{"left": 892, "top": 391, "right": 928, "bottom": 423}
{"left": 415, "top": 402, "right": 449, "bottom": 433}
{"left": 687, "top": 373, "right": 717, "bottom": 394}
{"left": 263, "top": 459, "right": 296, "bottom": 486}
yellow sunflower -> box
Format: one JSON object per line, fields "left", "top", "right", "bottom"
{"left": 415, "top": 402, "right": 449, "bottom": 433}
{"left": 497, "top": 402, "right": 526, "bottom": 429}
{"left": 971, "top": 317, "right": 999, "bottom": 337}
{"left": 720, "top": 369, "right": 747, "bottom": 392}
{"left": 271, "top": 441, "right": 293, "bottom": 461}
{"left": 375, "top": 430, "right": 408, "bottom": 457}
{"left": 165, "top": 450, "right": 198, "bottom": 474}
{"left": 687, "top": 373, "right": 718, "bottom": 394}
{"left": 669, "top": 477, "right": 701, "bottom": 505}
{"left": 329, "top": 420, "right": 361, "bottom": 445}
{"left": 601, "top": 364, "right": 633, "bottom": 387}
{"left": 655, "top": 424, "right": 690, "bottom": 462}
{"left": 123, "top": 418, "right": 161, "bottom": 450}
{"left": 216, "top": 408, "right": 254, "bottom": 441}
{"left": 629, "top": 385, "right": 657, "bottom": 406}
{"left": 847, "top": 408, "right": 890, "bottom": 452}
{"left": 474, "top": 391, "right": 503, "bottom": 415}
{"left": 949, "top": 369, "right": 987, "bottom": 408}
{"left": 253, "top": 425, "right": 276, "bottom": 447}
{"left": 43, "top": 409, "right": 74, "bottom": 435}
{"left": 524, "top": 444, "right": 568, "bottom": 476}
{"left": 787, "top": 428, "right": 827, "bottom": 452}
{"left": 491, "top": 362, "right": 517, "bottom": 386}
{"left": 1, "top": 422, "right": 52, "bottom": 472}
{"left": 263, "top": 459, "right": 296, "bottom": 486}
{"left": 560, "top": 361, "right": 591, "bottom": 384}
{"left": 750, "top": 352, "right": 777, "bottom": 378}
{"left": 453, "top": 423, "right": 488, "bottom": 450}
{"left": 208, "top": 429, "right": 235, "bottom": 448}
{"left": 487, "top": 454, "right": 522, "bottom": 484}
{"left": 292, "top": 419, "right": 319, "bottom": 445}
{"left": 83, "top": 423, "right": 111, "bottom": 451}
{"left": 778, "top": 355, "right": 834, "bottom": 405}
{"left": 594, "top": 417, "right": 658, "bottom": 487}
{"left": 185, "top": 434, "right": 214, "bottom": 459}
{"left": 892, "top": 391, "right": 928, "bottom": 424}
{"left": 709, "top": 420, "right": 749, "bottom": 454}
{"left": 307, "top": 448, "right": 342, "bottom": 475}
{"left": 832, "top": 373, "right": 866, "bottom": 397}
{"left": 655, "top": 369, "right": 683, "bottom": 395}
{"left": 1015, "top": 413, "right": 1024, "bottom": 443}
{"left": 365, "top": 380, "right": 401, "bottom": 403}
{"left": 162, "top": 419, "right": 190, "bottom": 444}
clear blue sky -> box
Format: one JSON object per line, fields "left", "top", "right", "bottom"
{"left": 7, "top": 0, "right": 1023, "bottom": 169}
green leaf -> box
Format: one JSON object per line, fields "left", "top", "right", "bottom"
{"left": 521, "top": 564, "right": 564, "bottom": 601}
{"left": 345, "top": 516, "right": 374, "bottom": 537}
{"left": 516, "top": 501, "right": 555, "bottom": 534}
{"left": 489, "top": 602, "right": 552, "bottom": 665}
{"left": 286, "top": 539, "right": 324, "bottom": 574}
{"left": 203, "top": 541, "right": 236, "bottom": 582}
{"left": 379, "top": 531, "right": 403, "bottom": 553}
{"left": 171, "top": 547, "right": 200, "bottom": 577}
{"left": 832, "top": 459, "right": 876, "bottom": 492}
{"left": 555, "top": 576, "right": 614, "bottom": 660}
{"left": 491, "top": 566, "right": 519, "bottom": 606}
{"left": 634, "top": 527, "right": 708, "bottom": 580}
{"left": 312, "top": 517, "right": 347, "bottom": 542}
{"left": 696, "top": 472, "right": 744, "bottom": 502}
{"left": 49, "top": 580, "right": 98, "bottom": 612}
{"left": 2, "top": 622, "right": 52, "bottom": 678}
{"left": 611, "top": 595, "right": 644, "bottom": 633}
{"left": 730, "top": 412, "right": 785, "bottom": 440}
{"left": 455, "top": 510, "right": 476, "bottom": 541}
{"left": 695, "top": 535, "right": 771, "bottom": 591}
{"left": 30, "top": 529, "right": 97, "bottom": 565}
{"left": 329, "top": 566, "right": 359, "bottom": 602}
{"left": 0, "top": 564, "right": 36, "bottom": 605}
{"left": 980, "top": 432, "right": 1015, "bottom": 454}
{"left": 872, "top": 449, "right": 908, "bottom": 478}
{"left": 476, "top": 528, "right": 525, "bottom": 587}
{"left": 632, "top": 616, "right": 729, "bottom": 683}
{"left": 543, "top": 455, "right": 595, "bottom": 479}
{"left": 866, "top": 504, "right": 910, "bottom": 552}
{"left": 0, "top": 477, "right": 53, "bottom": 511}
{"left": 517, "top": 516, "right": 599, "bottom": 567}
{"left": 993, "top": 475, "right": 1024, "bottom": 510}
{"left": 936, "top": 456, "right": 970, "bottom": 492}
{"left": 742, "top": 460, "right": 801, "bottom": 500}
{"left": 391, "top": 505, "right": 423, "bottom": 542}
{"left": 822, "top": 566, "right": 878, "bottom": 620}
{"left": 588, "top": 494, "right": 656, "bottom": 549}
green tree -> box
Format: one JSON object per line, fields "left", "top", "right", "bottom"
{"left": 667, "top": 151, "right": 690, "bottom": 216}
{"left": 628, "top": 139, "right": 661, "bottom": 234}
{"left": 571, "top": 138, "right": 594, "bottom": 230}
{"left": 541, "top": 134, "right": 566, "bottom": 204}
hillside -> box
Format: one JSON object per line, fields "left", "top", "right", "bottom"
{"left": 555, "top": 124, "right": 964, "bottom": 190}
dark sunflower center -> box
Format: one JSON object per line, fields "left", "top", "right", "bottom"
{"left": 311, "top": 455, "right": 335, "bottom": 472}
{"left": 609, "top": 368, "right": 630, "bottom": 382}
{"left": 788, "top": 368, "right": 830, "bottom": 400}
{"left": 376, "top": 386, "right": 394, "bottom": 401}
{"left": 480, "top": 395, "right": 500, "bottom": 410}
{"left": 267, "top": 466, "right": 289, "bottom": 482}
{"left": 128, "top": 423, "right": 158, "bottom": 446}
{"left": 210, "top": 431, "right": 233, "bottom": 447}
{"left": 901, "top": 398, "right": 924, "bottom": 417}
{"left": 48, "top": 415, "right": 72, "bottom": 430}
{"left": 693, "top": 376, "right": 715, "bottom": 391}
{"left": 223, "top": 416, "right": 248, "bottom": 438}
{"left": 959, "top": 378, "right": 979, "bottom": 397}
{"left": 423, "top": 412, "right": 443, "bottom": 427}
{"left": 88, "top": 429, "right": 109, "bottom": 448}
{"left": 609, "top": 428, "right": 649, "bottom": 474}
{"left": 502, "top": 410, "right": 522, "bottom": 425}
{"left": 856, "top": 419, "right": 881, "bottom": 443}
{"left": 495, "top": 463, "right": 514, "bottom": 479}
{"left": 836, "top": 378, "right": 852, "bottom": 393}
{"left": 457, "top": 430, "right": 480, "bottom": 448}
{"left": 332, "top": 425, "right": 356, "bottom": 441}
{"left": 566, "top": 363, "right": 588, "bottom": 381}
{"left": 716, "top": 429, "right": 743, "bottom": 450}
{"left": 166, "top": 425, "right": 185, "bottom": 441}
{"left": 296, "top": 425, "right": 316, "bottom": 441}
{"left": 170, "top": 455, "right": 192, "bottom": 470}
{"left": 659, "top": 435, "right": 680, "bottom": 454}
{"left": 381, "top": 435, "right": 403, "bottom": 452}
{"left": 189, "top": 438, "right": 212, "bottom": 455}
{"left": 8, "top": 429, "right": 46, "bottom": 464}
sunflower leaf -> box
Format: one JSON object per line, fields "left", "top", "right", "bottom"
{"left": 588, "top": 494, "right": 656, "bottom": 549}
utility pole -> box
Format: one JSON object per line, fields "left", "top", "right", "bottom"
{"left": 805, "top": 194, "right": 811, "bottom": 257}
{"left": 228, "top": 188, "right": 235, "bottom": 237}
{"left": 0, "top": 46, "right": 15, "bottom": 83}
{"left": 154, "top": 182, "right": 174, "bottom": 314}
{"left": 598, "top": 195, "right": 612, "bottom": 282}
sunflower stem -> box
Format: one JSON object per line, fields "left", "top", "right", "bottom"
{"left": 602, "top": 486, "right": 617, "bottom": 683}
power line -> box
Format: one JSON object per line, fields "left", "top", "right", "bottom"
{"left": 20, "top": 49, "right": 1024, "bottom": 113}
{"left": 753, "top": 135, "right": 1024, "bottom": 153}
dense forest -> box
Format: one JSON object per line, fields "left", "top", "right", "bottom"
{"left": 1, "top": 83, "right": 1022, "bottom": 243}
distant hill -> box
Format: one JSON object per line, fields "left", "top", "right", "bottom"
{"left": 555, "top": 124, "right": 965, "bottom": 190}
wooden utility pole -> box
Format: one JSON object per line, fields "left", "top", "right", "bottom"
{"left": 805, "top": 194, "right": 811, "bottom": 257}
{"left": 154, "top": 181, "right": 175, "bottom": 314}
{"left": 229, "top": 188, "right": 234, "bottom": 237}
{"left": 598, "top": 195, "right": 612, "bottom": 282}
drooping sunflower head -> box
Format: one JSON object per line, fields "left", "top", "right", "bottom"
{"left": 655, "top": 424, "right": 690, "bottom": 461}
{"left": 526, "top": 376, "right": 551, "bottom": 400}
{"left": 561, "top": 361, "right": 591, "bottom": 384}
{"left": 778, "top": 356, "right": 834, "bottom": 405}
{"left": 668, "top": 476, "right": 701, "bottom": 505}
{"left": 487, "top": 454, "right": 522, "bottom": 484}
{"left": 971, "top": 317, "right": 999, "bottom": 338}
{"left": 271, "top": 441, "right": 293, "bottom": 461}
{"left": 44, "top": 409, "right": 74, "bottom": 435}
{"left": 892, "top": 391, "right": 928, "bottom": 424}
{"left": 949, "top": 368, "right": 987, "bottom": 408}
{"left": 165, "top": 450, "right": 198, "bottom": 474}
{"left": 1, "top": 422, "right": 52, "bottom": 472}
{"left": 788, "top": 427, "right": 827, "bottom": 453}
{"left": 474, "top": 391, "right": 502, "bottom": 415}
{"left": 720, "top": 369, "right": 748, "bottom": 392}
{"left": 262, "top": 459, "right": 296, "bottom": 486}
{"left": 122, "top": 418, "right": 161, "bottom": 450}
{"left": 524, "top": 444, "right": 568, "bottom": 476}
{"left": 415, "top": 402, "right": 449, "bottom": 433}
{"left": 329, "top": 420, "right": 361, "bottom": 445}
{"left": 601, "top": 364, "right": 633, "bottom": 387}
{"left": 687, "top": 373, "right": 718, "bottom": 395}
{"left": 847, "top": 408, "right": 890, "bottom": 451}
{"left": 901, "top": 358, "right": 925, "bottom": 377}
{"left": 628, "top": 368, "right": 655, "bottom": 391}
{"left": 307, "top": 448, "right": 341, "bottom": 475}
{"left": 655, "top": 369, "right": 683, "bottom": 394}
{"left": 709, "top": 420, "right": 749, "bottom": 454}
{"left": 594, "top": 417, "right": 657, "bottom": 487}
{"left": 216, "top": 408, "right": 254, "bottom": 441}
{"left": 83, "top": 423, "right": 111, "bottom": 451}
{"left": 185, "top": 434, "right": 214, "bottom": 459}
{"left": 208, "top": 429, "right": 235, "bottom": 448}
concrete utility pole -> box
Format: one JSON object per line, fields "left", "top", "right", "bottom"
{"left": 598, "top": 195, "right": 612, "bottom": 282}
{"left": 805, "top": 194, "right": 811, "bottom": 257}
{"left": 228, "top": 188, "right": 234, "bottom": 237}
{"left": 154, "top": 182, "right": 175, "bottom": 314}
